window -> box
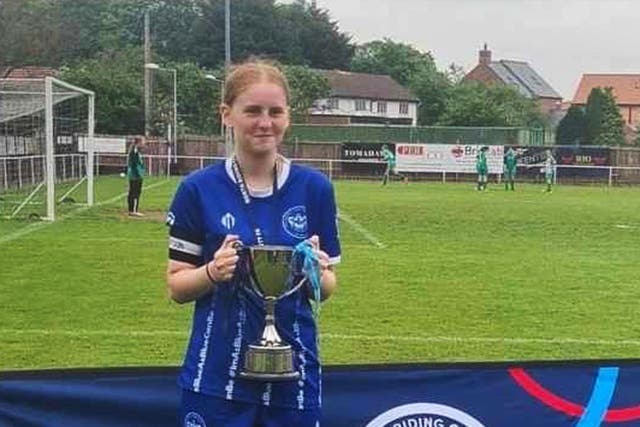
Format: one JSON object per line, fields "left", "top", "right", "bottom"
{"left": 355, "top": 99, "right": 367, "bottom": 111}
{"left": 399, "top": 102, "right": 409, "bottom": 115}
{"left": 377, "top": 101, "right": 387, "bottom": 114}
{"left": 327, "top": 98, "right": 339, "bottom": 110}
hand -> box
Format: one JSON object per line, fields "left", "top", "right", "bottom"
{"left": 208, "top": 235, "right": 240, "bottom": 282}
{"left": 308, "top": 235, "right": 330, "bottom": 274}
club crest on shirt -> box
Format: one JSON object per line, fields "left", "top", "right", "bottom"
{"left": 166, "top": 211, "right": 175, "bottom": 226}
{"left": 184, "top": 411, "right": 206, "bottom": 427}
{"left": 282, "top": 205, "right": 307, "bottom": 239}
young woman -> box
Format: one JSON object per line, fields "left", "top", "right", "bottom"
{"left": 166, "top": 60, "right": 341, "bottom": 426}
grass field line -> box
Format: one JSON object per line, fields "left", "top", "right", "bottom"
{"left": 337, "top": 210, "right": 386, "bottom": 249}
{"left": 4, "top": 329, "right": 640, "bottom": 348}
{"left": 0, "top": 180, "right": 170, "bottom": 245}
{"left": 322, "top": 333, "right": 640, "bottom": 347}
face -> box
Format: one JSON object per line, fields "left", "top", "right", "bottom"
{"left": 222, "top": 82, "right": 289, "bottom": 157}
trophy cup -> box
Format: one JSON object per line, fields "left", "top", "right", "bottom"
{"left": 237, "top": 244, "right": 311, "bottom": 381}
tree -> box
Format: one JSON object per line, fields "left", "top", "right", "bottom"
{"left": 595, "top": 87, "right": 625, "bottom": 146}
{"left": 556, "top": 105, "right": 586, "bottom": 145}
{"left": 59, "top": 48, "right": 146, "bottom": 134}
{"left": 0, "top": 0, "right": 62, "bottom": 66}
{"left": 276, "top": 1, "right": 353, "bottom": 69}
{"left": 350, "top": 38, "right": 451, "bottom": 125}
{"left": 59, "top": 48, "right": 221, "bottom": 136}
{"left": 438, "top": 81, "right": 542, "bottom": 127}
{"left": 281, "top": 65, "right": 330, "bottom": 123}
{"left": 584, "top": 87, "right": 625, "bottom": 146}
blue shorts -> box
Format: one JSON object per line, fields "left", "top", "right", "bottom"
{"left": 179, "top": 389, "right": 321, "bottom": 427}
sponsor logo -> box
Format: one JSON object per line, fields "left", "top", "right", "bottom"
{"left": 398, "top": 145, "right": 424, "bottom": 156}
{"left": 166, "top": 211, "right": 175, "bottom": 226}
{"left": 451, "top": 146, "right": 464, "bottom": 158}
{"left": 366, "top": 403, "right": 485, "bottom": 427}
{"left": 221, "top": 212, "right": 236, "bottom": 230}
{"left": 184, "top": 411, "right": 206, "bottom": 427}
{"left": 282, "top": 205, "right": 308, "bottom": 239}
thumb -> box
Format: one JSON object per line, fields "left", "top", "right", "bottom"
{"left": 222, "top": 234, "right": 240, "bottom": 248}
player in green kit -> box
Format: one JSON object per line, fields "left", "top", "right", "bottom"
{"left": 503, "top": 147, "right": 517, "bottom": 191}
{"left": 476, "top": 146, "right": 489, "bottom": 191}
{"left": 381, "top": 144, "right": 408, "bottom": 186}
{"left": 543, "top": 149, "right": 556, "bottom": 193}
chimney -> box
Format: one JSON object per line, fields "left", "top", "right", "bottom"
{"left": 479, "top": 43, "right": 492, "bottom": 66}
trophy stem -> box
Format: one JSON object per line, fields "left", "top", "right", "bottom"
{"left": 240, "top": 295, "right": 300, "bottom": 381}
{"left": 261, "top": 296, "right": 280, "bottom": 345}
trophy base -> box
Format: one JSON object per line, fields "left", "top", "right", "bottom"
{"left": 240, "top": 343, "right": 300, "bottom": 382}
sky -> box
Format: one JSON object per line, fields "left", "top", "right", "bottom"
{"left": 307, "top": 0, "right": 640, "bottom": 100}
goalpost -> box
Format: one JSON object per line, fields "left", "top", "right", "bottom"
{"left": 0, "top": 77, "right": 95, "bottom": 221}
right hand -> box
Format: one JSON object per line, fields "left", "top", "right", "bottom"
{"left": 207, "top": 235, "right": 240, "bottom": 283}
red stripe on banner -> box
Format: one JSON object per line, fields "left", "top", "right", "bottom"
{"left": 508, "top": 368, "right": 584, "bottom": 417}
{"left": 605, "top": 407, "right": 640, "bottom": 422}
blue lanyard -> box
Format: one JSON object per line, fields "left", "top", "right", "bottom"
{"left": 230, "top": 157, "right": 278, "bottom": 246}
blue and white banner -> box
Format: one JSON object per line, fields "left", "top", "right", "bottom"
{"left": 2, "top": 361, "right": 640, "bottom": 426}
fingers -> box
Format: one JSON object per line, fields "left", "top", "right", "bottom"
{"left": 308, "top": 235, "right": 330, "bottom": 273}
{"left": 209, "top": 235, "right": 240, "bottom": 282}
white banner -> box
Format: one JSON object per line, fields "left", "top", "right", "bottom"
{"left": 78, "top": 136, "right": 126, "bottom": 153}
{"left": 395, "top": 143, "right": 504, "bottom": 174}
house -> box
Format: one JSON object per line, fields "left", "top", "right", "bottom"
{"left": 0, "top": 66, "right": 57, "bottom": 79}
{"left": 308, "top": 70, "right": 419, "bottom": 126}
{"left": 572, "top": 74, "right": 640, "bottom": 129}
{"left": 463, "top": 45, "right": 563, "bottom": 116}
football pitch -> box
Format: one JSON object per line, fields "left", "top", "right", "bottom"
{"left": 1, "top": 176, "right": 639, "bottom": 371}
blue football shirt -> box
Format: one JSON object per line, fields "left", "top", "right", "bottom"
{"left": 166, "top": 157, "right": 341, "bottom": 410}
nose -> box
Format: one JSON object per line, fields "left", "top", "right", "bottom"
{"left": 256, "top": 114, "right": 272, "bottom": 130}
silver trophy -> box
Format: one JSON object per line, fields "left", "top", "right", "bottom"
{"left": 237, "top": 244, "right": 311, "bottom": 381}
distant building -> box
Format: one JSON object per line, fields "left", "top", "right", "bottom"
{"left": 309, "top": 70, "right": 419, "bottom": 126}
{"left": 572, "top": 74, "right": 640, "bottom": 128}
{"left": 463, "top": 44, "right": 563, "bottom": 117}
{"left": 0, "top": 66, "right": 58, "bottom": 79}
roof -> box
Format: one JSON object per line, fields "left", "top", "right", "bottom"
{"left": 0, "top": 66, "right": 58, "bottom": 79}
{"left": 317, "top": 69, "right": 419, "bottom": 102}
{"left": 572, "top": 74, "right": 640, "bottom": 105}
{"left": 488, "top": 60, "right": 561, "bottom": 99}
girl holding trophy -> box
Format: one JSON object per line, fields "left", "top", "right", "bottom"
{"left": 165, "top": 60, "right": 341, "bottom": 426}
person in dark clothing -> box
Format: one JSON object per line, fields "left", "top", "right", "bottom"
{"left": 127, "top": 136, "right": 145, "bottom": 216}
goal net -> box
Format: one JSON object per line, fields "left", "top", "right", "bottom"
{"left": 0, "top": 77, "right": 95, "bottom": 221}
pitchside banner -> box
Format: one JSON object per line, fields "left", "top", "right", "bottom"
{"left": 3, "top": 361, "right": 640, "bottom": 426}
{"left": 395, "top": 144, "right": 504, "bottom": 174}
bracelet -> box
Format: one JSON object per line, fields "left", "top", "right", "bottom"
{"left": 205, "top": 261, "right": 216, "bottom": 284}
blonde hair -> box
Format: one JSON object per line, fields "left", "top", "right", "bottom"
{"left": 223, "top": 59, "right": 290, "bottom": 107}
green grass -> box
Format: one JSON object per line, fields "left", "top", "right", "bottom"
{"left": 1, "top": 177, "right": 639, "bottom": 370}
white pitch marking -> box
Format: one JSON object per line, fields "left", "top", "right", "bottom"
{"left": 337, "top": 210, "right": 385, "bottom": 249}
{"left": 321, "top": 333, "right": 640, "bottom": 347}
{"left": 0, "top": 180, "right": 170, "bottom": 244}
{"left": 5, "top": 329, "right": 640, "bottom": 348}
{"left": 614, "top": 224, "right": 636, "bottom": 229}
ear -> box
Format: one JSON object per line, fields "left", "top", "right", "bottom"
{"left": 220, "top": 104, "right": 232, "bottom": 127}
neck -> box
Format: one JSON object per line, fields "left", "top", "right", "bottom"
{"left": 234, "top": 150, "right": 278, "bottom": 187}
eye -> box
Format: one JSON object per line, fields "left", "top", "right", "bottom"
{"left": 243, "top": 105, "right": 262, "bottom": 115}
{"left": 269, "top": 107, "right": 285, "bottom": 117}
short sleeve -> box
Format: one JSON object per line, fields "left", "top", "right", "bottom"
{"left": 166, "top": 180, "right": 205, "bottom": 266}
{"left": 316, "top": 177, "right": 341, "bottom": 265}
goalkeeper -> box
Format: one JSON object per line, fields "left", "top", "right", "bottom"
{"left": 476, "top": 146, "right": 489, "bottom": 191}
{"left": 381, "top": 144, "right": 408, "bottom": 186}
{"left": 503, "top": 147, "right": 517, "bottom": 191}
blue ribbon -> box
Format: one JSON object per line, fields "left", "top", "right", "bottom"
{"left": 294, "top": 240, "right": 322, "bottom": 316}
